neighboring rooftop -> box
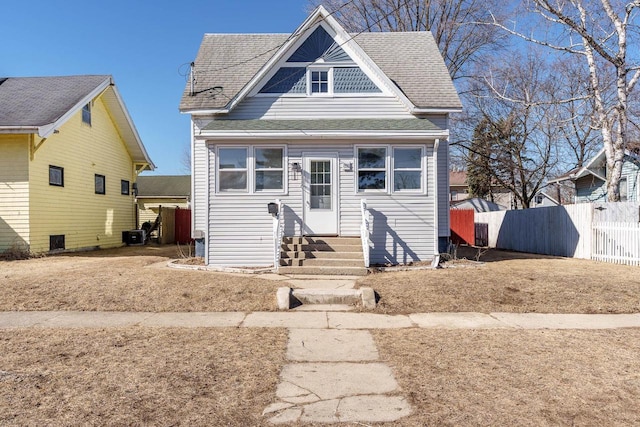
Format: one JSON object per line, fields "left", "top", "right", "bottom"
{"left": 0, "top": 75, "right": 109, "bottom": 127}
{"left": 136, "top": 175, "right": 191, "bottom": 198}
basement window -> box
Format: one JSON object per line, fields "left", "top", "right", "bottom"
{"left": 49, "top": 235, "right": 65, "bottom": 251}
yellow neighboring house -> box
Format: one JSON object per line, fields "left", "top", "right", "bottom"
{"left": 0, "top": 75, "right": 155, "bottom": 254}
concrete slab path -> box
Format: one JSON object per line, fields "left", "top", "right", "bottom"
{"left": 264, "top": 328, "right": 411, "bottom": 424}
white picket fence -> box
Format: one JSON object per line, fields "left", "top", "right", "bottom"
{"left": 592, "top": 222, "right": 640, "bottom": 266}
{"left": 475, "top": 202, "right": 640, "bottom": 266}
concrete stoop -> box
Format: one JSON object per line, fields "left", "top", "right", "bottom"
{"left": 277, "top": 287, "right": 376, "bottom": 310}
{"left": 264, "top": 329, "right": 412, "bottom": 424}
{"left": 279, "top": 236, "right": 368, "bottom": 276}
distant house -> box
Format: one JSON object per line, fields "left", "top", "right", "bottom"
{"left": 135, "top": 175, "right": 191, "bottom": 227}
{"left": 530, "top": 191, "right": 560, "bottom": 208}
{"left": 180, "top": 6, "right": 461, "bottom": 269}
{"left": 451, "top": 197, "right": 506, "bottom": 212}
{"left": 551, "top": 148, "right": 640, "bottom": 203}
{"left": 449, "top": 170, "right": 469, "bottom": 201}
{"left": 0, "top": 75, "right": 154, "bottom": 254}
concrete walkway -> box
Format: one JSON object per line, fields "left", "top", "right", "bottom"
{"left": 263, "top": 328, "right": 411, "bottom": 423}
{"left": 2, "top": 310, "right": 640, "bottom": 329}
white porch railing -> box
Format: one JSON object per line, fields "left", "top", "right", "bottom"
{"left": 273, "top": 199, "right": 285, "bottom": 271}
{"left": 360, "top": 199, "right": 371, "bottom": 267}
{"left": 592, "top": 222, "right": 640, "bottom": 266}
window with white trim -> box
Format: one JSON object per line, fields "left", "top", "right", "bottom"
{"left": 255, "top": 147, "right": 284, "bottom": 191}
{"left": 357, "top": 147, "right": 387, "bottom": 191}
{"left": 218, "top": 147, "right": 248, "bottom": 192}
{"left": 393, "top": 147, "right": 422, "bottom": 191}
{"left": 310, "top": 69, "right": 329, "bottom": 94}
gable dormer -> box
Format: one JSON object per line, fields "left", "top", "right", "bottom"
{"left": 255, "top": 23, "right": 382, "bottom": 97}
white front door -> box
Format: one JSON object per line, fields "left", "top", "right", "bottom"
{"left": 303, "top": 154, "right": 338, "bottom": 235}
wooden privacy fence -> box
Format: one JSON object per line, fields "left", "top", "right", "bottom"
{"left": 475, "top": 202, "right": 640, "bottom": 266}
{"left": 592, "top": 222, "right": 640, "bottom": 266}
{"left": 450, "top": 209, "right": 475, "bottom": 245}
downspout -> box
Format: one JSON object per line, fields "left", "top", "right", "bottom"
{"left": 432, "top": 138, "right": 440, "bottom": 268}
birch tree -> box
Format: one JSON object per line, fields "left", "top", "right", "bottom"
{"left": 491, "top": 0, "right": 640, "bottom": 201}
{"left": 309, "top": 0, "right": 507, "bottom": 80}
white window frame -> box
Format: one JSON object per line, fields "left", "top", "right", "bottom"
{"left": 216, "top": 145, "right": 287, "bottom": 195}
{"left": 217, "top": 146, "right": 249, "bottom": 193}
{"left": 392, "top": 146, "right": 425, "bottom": 194}
{"left": 307, "top": 66, "right": 332, "bottom": 96}
{"left": 355, "top": 145, "right": 389, "bottom": 193}
{"left": 619, "top": 176, "right": 628, "bottom": 201}
{"left": 253, "top": 145, "right": 287, "bottom": 194}
{"left": 82, "top": 102, "right": 92, "bottom": 126}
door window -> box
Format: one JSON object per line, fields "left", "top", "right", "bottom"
{"left": 310, "top": 160, "right": 331, "bottom": 209}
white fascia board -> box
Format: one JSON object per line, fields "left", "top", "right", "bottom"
{"left": 37, "top": 77, "right": 112, "bottom": 138}
{"left": 412, "top": 107, "right": 463, "bottom": 114}
{"left": 198, "top": 130, "right": 449, "bottom": 140}
{"left": 182, "top": 109, "right": 230, "bottom": 116}
{"left": 108, "top": 84, "right": 156, "bottom": 170}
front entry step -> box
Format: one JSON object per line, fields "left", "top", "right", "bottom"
{"left": 279, "top": 236, "right": 368, "bottom": 276}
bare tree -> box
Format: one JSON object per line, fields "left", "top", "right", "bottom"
{"left": 463, "top": 50, "right": 559, "bottom": 208}
{"left": 490, "top": 0, "right": 640, "bottom": 201}
{"left": 181, "top": 142, "right": 191, "bottom": 174}
{"left": 309, "top": 0, "right": 508, "bottom": 80}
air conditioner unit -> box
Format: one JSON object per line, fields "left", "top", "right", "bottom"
{"left": 125, "top": 229, "right": 146, "bottom": 245}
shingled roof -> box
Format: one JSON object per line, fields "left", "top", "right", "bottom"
{"left": 179, "top": 30, "right": 461, "bottom": 112}
{"left": 0, "top": 75, "right": 154, "bottom": 169}
{"left": 0, "top": 75, "right": 109, "bottom": 127}
{"left": 136, "top": 175, "right": 191, "bottom": 198}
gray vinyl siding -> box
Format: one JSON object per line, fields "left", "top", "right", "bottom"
{"left": 192, "top": 138, "right": 208, "bottom": 236}
{"left": 205, "top": 140, "right": 437, "bottom": 267}
{"left": 437, "top": 137, "right": 450, "bottom": 238}
{"left": 228, "top": 96, "right": 414, "bottom": 119}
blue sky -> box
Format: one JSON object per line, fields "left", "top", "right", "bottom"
{"left": 0, "top": 0, "right": 310, "bottom": 175}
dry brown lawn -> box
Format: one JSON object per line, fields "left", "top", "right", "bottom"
{"left": 0, "top": 328, "right": 287, "bottom": 426}
{"left": 1, "top": 327, "right": 639, "bottom": 426}
{"left": 359, "top": 247, "right": 640, "bottom": 314}
{"left": 0, "top": 245, "right": 281, "bottom": 312}
{"left": 374, "top": 328, "right": 640, "bottom": 426}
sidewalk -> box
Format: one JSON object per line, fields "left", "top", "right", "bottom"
{"left": 1, "top": 310, "right": 640, "bottom": 330}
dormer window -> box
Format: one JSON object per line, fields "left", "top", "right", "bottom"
{"left": 82, "top": 102, "right": 91, "bottom": 126}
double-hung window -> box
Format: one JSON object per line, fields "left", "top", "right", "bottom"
{"left": 393, "top": 147, "right": 423, "bottom": 192}
{"left": 255, "top": 147, "right": 284, "bottom": 192}
{"left": 357, "top": 147, "right": 387, "bottom": 191}
{"left": 218, "top": 148, "right": 248, "bottom": 192}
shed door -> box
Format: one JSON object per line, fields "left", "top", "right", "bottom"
{"left": 303, "top": 154, "right": 338, "bottom": 235}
